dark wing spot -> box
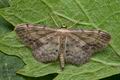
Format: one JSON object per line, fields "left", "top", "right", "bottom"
{"left": 66, "top": 50, "right": 68, "bottom": 53}
{"left": 81, "top": 45, "right": 89, "bottom": 50}
{"left": 55, "top": 49, "right": 58, "bottom": 52}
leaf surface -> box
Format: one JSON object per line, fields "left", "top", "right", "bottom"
{"left": 0, "top": 52, "right": 25, "bottom": 80}
{"left": 0, "top": 0, "right": 9, "bottom": 8}
{"left": 0, "top": 0, "right": 120, "bottom": 80}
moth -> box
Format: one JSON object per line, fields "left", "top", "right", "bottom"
{"left": 15, "top": 24, "right": 111, "bottom": 70}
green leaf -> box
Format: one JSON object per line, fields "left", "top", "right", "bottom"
{"left": 0, "top": 0, "right": 9, "bottom": 8}
{"left": 0, "top": 16, "right": 14, "bottom": 36}
{"left": 0, "top": 0, "right": 120, "bottom": 80}
{"left": 24, "top": 73, "right": 58, "bottom": 80}
{"left": 0, "top": 52, "right": 25, "bottom": 80}
{"left": 0, "top": 0, "right": 14, "bottom": 35}
{"left": 0, "top": 0, "right": 14, "bottom": 36}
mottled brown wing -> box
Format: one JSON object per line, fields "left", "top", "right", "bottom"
{"left": 15, "top": 24, "right": 59, "bottom": 63}
{"left": 65, "top": 30, "right": 111, "bottom": 65}
{"left": 65, "top": 34, "right": 92, "bottom": 65}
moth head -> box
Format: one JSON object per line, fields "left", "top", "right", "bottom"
{"left": 61, "top": 25, "right": 67, "bottom": 29}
